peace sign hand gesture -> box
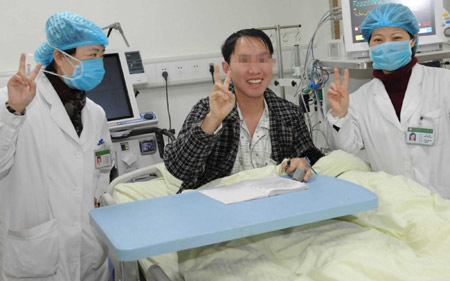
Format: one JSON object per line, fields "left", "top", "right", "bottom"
{"left": 201, "top": 64, "right": 236, "bottom": 134}
{"left": 7, "top": 54, "right": 42, "bottom": 114}
{"left": 327, "top": 68, "right": 349, "bottom": 118}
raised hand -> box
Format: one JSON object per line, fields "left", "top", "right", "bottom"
{"left": 7, "top": 54, "right": 42, "bottom": 114}
{"left": 327, "top": 68, "right": 349, "bottom": 118}
{"left": 201, "top": 64, "right": 236, "bottom": 134}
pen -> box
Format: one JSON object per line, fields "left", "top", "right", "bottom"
{"left": 285, "top": 159, "right": 291, "bottom": 171}
{"left": 305, "top": 156, "right": 317, "bottom": 174}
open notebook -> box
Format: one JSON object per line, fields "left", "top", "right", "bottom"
{"left": 200, "top": 175, "right": 308, "bottom": 204}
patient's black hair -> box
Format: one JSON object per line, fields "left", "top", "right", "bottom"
{"left": 221, "top": 28, "right": 274, "bottom": 64}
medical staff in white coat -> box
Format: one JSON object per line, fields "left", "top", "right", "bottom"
{"left": 0, "top": 12, "right": 113, "bottom": 280}
{"left": 327, "top": 3, "right": 450, "bottom": 198}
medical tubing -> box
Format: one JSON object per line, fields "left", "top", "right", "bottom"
{"left": 163, "top": 129, "right": 176, "bottom": 142}
{"left": 303, "top": 15, "right": 329, "bottom": 80}
{"left": 314, "top": 88, "right": 326, "bottom": 119}
{"left": 300, "top": 7, "right": 340, "bottom": 95}
{"left": 297, "top": 13, "right": 328, "bottom": 104}
{"left": 162, "top": 71, "right": 172, "bottom": 130}
{"left": 311, "top": 118, "right": 330, "bottom": 150}
{"left": 300, "top": 94, "right": 314, "bottom": 140}
{"left": 311, "top": 127, "right": 330, "bottom": 151}
{"left": 296, "top": 8, "right": 340, "bottom": 147}
{"left": 156, "top": 131, "right": 166, "bottom": 159}
{"left": 121, "top": 127, "right": 173, "bottom": 140}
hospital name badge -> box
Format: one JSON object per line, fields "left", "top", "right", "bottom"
{"left": 406, "top": 127, "right": 434, "bottom": 146}
{"left": 94, "top": 149, "right": 112, "bottom": 169}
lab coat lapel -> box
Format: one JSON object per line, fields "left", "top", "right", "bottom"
{"left": 79, "top": 104, "right": 92, "bottom": 146}
{"left": 39, "top": 75, "right": 81, "bottom": 144}
{"left": 371, "top": 79, "right": 401, "bottom": 130}
{"left": 399, "top": 64, "right": 423, "bottom": 126}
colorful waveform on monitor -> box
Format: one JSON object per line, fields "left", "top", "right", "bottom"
{"left": 352, "top": 0, "right": 392, "bottom": 8}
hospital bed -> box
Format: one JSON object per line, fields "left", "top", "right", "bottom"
{"left": 100, "top": 150, "right": 450, "bottom": 281}
{"left": 101, "top": 165, "right": 174, "bottom": 281}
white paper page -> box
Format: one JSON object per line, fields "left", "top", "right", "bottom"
{"left": 242, "top": 175, "right": 308, "bottom": 196}
{"left": 200, "top": 175, "right": 308, "bottom": 204}
{"left": 200, "top": 183, "right": 266, "bottom": 204}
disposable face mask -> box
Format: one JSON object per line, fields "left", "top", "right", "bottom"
{"left": 369, "top": 40, "right": 413, "bottom": 71}
{"left": 62, "top": 56, "right": 105, "bottom": 91}
{"left": 40, "top": 49, "right": 105, "bottom": 91}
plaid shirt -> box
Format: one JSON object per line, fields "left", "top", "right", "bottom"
{"left": 164, "top": 88, "right": 323, "bottom": 190}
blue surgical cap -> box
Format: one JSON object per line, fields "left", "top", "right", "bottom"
{"left": 361, "top": 3, "right": 419, "bottom": 54}
{"left": 34, "top": 12, "right": 108, "bottom": 66}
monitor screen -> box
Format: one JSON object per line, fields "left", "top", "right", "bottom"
{"left": 342, "top": 0, "right": 444, "bottom": 54}
{"left": 350, "top": 0, "right": 436, "bottom": 44}
{"left": 87, "top": 53, "right": 134, "bottom": 121}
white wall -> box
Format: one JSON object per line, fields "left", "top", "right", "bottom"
{"left": 445, "top": 0, "right": 450, "bottom": 10}
{"left": 0, "top": 0, "right": 332, "bottom": 72}
{"left": 0, "top": 0, "right": 333, "bottom": 135}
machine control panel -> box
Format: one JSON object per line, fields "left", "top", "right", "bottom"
{"left": 113, "top": 132, "right": 163, "bottom": 176}
{"left": 443, "top": 9, "right": 450, "bottom": 38}
{"left": 125, "top": 51, "right": 145, "bottom": 74}
{"left": 139, "top": 137, "right": 157, "bottom": 155}
{"left": 108, "top": 111, "right": 158, "bottom": 132}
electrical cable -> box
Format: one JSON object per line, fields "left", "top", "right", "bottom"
{"left": 162, "top": 71, "right": 172, "bottom": 130}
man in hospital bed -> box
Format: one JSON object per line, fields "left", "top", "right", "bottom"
{"left": 164, "top": 28, "right": 323, "bottom": 192}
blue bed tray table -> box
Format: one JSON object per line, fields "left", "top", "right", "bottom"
{"left": 90, "top": 174, "right": 378, "bottom": 262}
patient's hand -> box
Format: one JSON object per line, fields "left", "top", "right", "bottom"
{"left": 282, "top": 158, "right": 311, "bottom": 182}
{"left": 201, "top": 64, "right": 235, "bottom": 134}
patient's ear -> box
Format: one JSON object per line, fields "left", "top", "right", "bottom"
{"left": 222, "top": 61, "right": 230, "bottom": 73}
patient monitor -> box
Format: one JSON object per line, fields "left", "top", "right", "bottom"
{"left": 341, "top": 0, "right": 446, "bottom": 58}
{"left": 87, "top": 48, "right": 157, "bottom": 132}
{"left": 87, "top": 48, "right": 164, "bottom": 177}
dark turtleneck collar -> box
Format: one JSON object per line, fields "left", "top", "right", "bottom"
{"left": 44, "top": 64, "right": 86, "bottom": 136}
{"left": 372, "top": 57, "right": 418, "bottom": 120}
{"left": 373, "top": 56, "right": 418, "bottom": 91}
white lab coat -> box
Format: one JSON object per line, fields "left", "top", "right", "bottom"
{"left": 0, "top": 73, "right": 112, "bottom": 281}
{"left": 327, "top": 64, "right": 450, "bottom": 198}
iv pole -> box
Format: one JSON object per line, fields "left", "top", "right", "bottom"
{"left": 258, "top": 24, "right": 301, "bottom": 99}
